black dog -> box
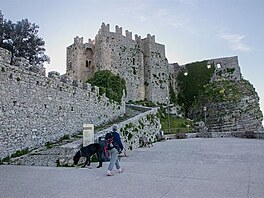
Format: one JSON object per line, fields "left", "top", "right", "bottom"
{"left": 73, "top": 143, "right": 103, "bottom": 168}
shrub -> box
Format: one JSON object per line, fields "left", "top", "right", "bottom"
{"left": 11, "top": 148, "right": 29, "bottom": 158}
{"left": 87, "top": 70, "right": 126, "bottom": 103}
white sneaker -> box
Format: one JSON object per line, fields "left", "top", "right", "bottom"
{"left": 106, "top": 172, "right": 114, "bottom": 176}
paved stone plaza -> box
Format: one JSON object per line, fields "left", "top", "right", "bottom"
{"left": 0, "top": 138, "right": 264, "bottom": 198}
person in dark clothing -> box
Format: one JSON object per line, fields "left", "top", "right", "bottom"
{"left": 106, "top": 124, "right": 124, "bottom": 176}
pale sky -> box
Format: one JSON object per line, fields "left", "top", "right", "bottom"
{"left": 1, "top": 0, "right": 264, "bottom": 125}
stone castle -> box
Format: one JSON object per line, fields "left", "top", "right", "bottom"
{"left": 66, "top": 22, "right": 263, "bottom": 135}
{"left": 66, "top": 23, "right": 169, "bottom": 103}
{"left": 66, "top": 23, "right": 243, "bottom": 104}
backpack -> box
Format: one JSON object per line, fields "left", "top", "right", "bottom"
{"left": 105, "top": 132, "right": 115, "bottom": 150}
{"left": 104, "top": 132, "right": 121, "bottom": 152}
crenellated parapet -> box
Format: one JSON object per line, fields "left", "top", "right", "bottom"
{"left": 125, "top": 30, "right": 132, "bottom": 39}
{"left": 74, "top": 36, "right": 83, "bottom": 46}
{"left": 97, "top": 22, "right": 157, "bottom": 42}
{"left": 135, "top": 34, "right": 142, "bottom": 43}
{"left": 115, "top": 25, "right": 122, "bottom": 35}
{"left": 146, "top": 34, "right": 155, "bottom": 43}
{"left": 99, "top": 22, "right": 110, "bottom": 34}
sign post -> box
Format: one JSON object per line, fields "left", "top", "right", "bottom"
{"left": 83, "top": 124, "right": 94, "bottom": 147}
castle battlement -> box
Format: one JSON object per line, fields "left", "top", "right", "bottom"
{"left": 115, "top": 25, "right": 122, "bottom": 35}
{"left": 74, "top": 36, "right": 83, "bottom": 45}
{"left": 135, "top": 34, "right": 141, "bottom": 43}
{"left": 99, "top": 22, "right": 110, "bottom": 33}
{"left": 125, "top": 30, "right": 132, "bottom": 39}
{"left": 97, "top": 23, "right": 158, "bottom": 43}
{"left": 146, "top": 34, "right": 155, "bottom": 43}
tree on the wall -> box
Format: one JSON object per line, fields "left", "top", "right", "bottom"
{"left": 0, "top": 10, "right": 50, "bottom": 65}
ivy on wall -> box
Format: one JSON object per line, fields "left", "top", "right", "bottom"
{"left": 177, "top": 60, "right": 215, "bottom": 114}
{"left": 169, "top": 82, "right": 177, "bottom": 104}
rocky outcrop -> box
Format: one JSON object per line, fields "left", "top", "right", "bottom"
{"left": 188, "top": 80, "right": 263, "bottom": 135}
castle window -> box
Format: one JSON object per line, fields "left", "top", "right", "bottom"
{"left": 86, "top": 60, "right": 91, "bottom": 67}
{"left": 68, "top": 62, "right": 72, "bottom": 70}
{"left": 133, "top": 58, "right": 135, "bottom": 65}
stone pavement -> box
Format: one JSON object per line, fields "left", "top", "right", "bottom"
{"left": 0, "top": 138, "right": 264, "bottom": 198}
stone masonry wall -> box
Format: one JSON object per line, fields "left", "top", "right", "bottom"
{"left": 0, "top": 51, "right": 125, "bottom": 159}
{"left": 93, "top": 24, "right": 146, "bottom": 102}
{"left": 141, "top": 35, "right": 169, "bottom": 103}
{"left": 9, "top": 105, "right": 161, "bottom": 167}
{"left": 66, "top": 36, "right": 94, "bottom": 81}
{"left": 96, "top": 105, "right": 161, "bottom": 150}
{"left": 208, "top": 56, "right": 241, "bottom": 81}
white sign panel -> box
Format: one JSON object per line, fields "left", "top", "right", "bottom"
{"left": 83, "top": 124, "right": 94, "bottom": 147}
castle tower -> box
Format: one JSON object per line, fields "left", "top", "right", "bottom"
{"left": 93, "top": 23, "right": 145, "bottom": 101}
{"left": 66, "top": 36, "right": 94, "bottom": 81}
{"left": 66, "top": 23, "right": 170, "bottom": 104}
{"left": 141, "top": 34, "right": 169, "bottom": 104}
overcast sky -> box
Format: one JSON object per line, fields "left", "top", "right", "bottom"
{"left": 1, "top": 0, "right": 264, "bottom": 124}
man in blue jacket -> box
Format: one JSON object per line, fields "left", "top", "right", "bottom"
{"left": 106, "top": 124, "right": 124, "bottom": 176}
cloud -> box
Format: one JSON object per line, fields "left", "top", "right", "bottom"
{"left": 220, "top": 32, "right": 251, "bottom": 52}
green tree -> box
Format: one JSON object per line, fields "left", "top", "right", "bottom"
{"left": 0, "top": 11, "right": 3, "bottom": 44}
{"left": 0, "top": 10, "right": 50, "bottom": 65}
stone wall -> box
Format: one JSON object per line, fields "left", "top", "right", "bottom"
{"left": 208, "top": 56, "right": 241, "bottom": 81}
{"left": 59, "top": 105, "right": 161, "bottom": 166}
{"left": 95, "top": 104, "right": 160, "bottom": 150}
{"left": 93, "top": 24, "right": 146, "bottom": 102}
{"left": 9, "top": 105, "right": 161, "bottom": 167}
{"left": 141, "top": 34, "right": 169, "bottom": 103}
{"left": 0, "top": 55, "right": 125, "bottom": 159}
